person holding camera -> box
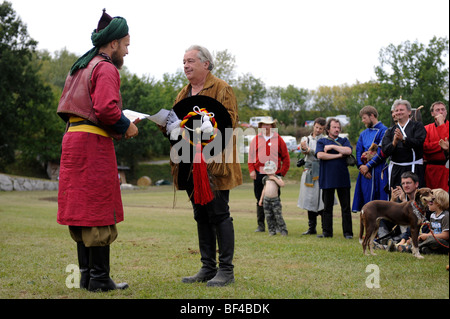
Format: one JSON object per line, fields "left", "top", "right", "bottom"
{"left": 297, "top": 117, "right": 327, "bottom": 235}
{"left": 297, "top": 117, "right": 326, "bottom": 235}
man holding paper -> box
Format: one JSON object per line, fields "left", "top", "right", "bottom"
{"left": 56, "top": 9, "right": 138, "bottom": 292}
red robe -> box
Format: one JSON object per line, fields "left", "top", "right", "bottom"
{"left": 57, "top": 61, "right": 124, "bottom": 226}
{"left": 423, "top": 121, "right": 449, "bottom": 191}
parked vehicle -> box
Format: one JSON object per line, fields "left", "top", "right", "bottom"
{"left": 281, "top": 135, "right": 298, "bottom": 151}
{"left": 304, "top": 120, "right": 314, "bottom": 127}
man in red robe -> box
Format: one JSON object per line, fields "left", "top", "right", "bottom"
{"left": 423, "top": 101, "right": 449, "bottom": 191}
{"left": 57, "top": 10, "right": 138, "bottom": 292}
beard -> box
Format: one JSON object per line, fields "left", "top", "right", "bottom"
{"left": 111, "top": 51, "right": 124, "bottom": 69}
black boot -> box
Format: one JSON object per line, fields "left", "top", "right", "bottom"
{"left": 255, "top": 205, "right": 265, "bottom": 232}
{"left": 302, "top": 211, "right": 317, "bottom": 235}
{"left": 76, "top": 242, "right": 90, "bottom": 289}
{"left": 207, "top": 217, "right": 235, "bottom": 287}
{"left": 182, "top": 222, "right": 218, "bottom": 283}
{"left": 88, "top": 245, "right": 129, "bottom": 292}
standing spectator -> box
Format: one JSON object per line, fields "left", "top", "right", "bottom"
{"left": 57, "top": 10, "right": 137, "bottom": 292}
{"left": 248, "top": 119, "right": 290, "bottom": 233}
{"left": 423, "top": 101, "right": 449, "bottom": 191}
{"left": 381, "top": 99, "right": 427, "bottom": 194}
{"left": 316, "top": 119, "right": 353, "bottom": 239}
{"left": 352, "top": 106, "right": 388, "bottom": 212}
{"left": 163, "top": 45, "right": 242, "bottom": 287}
{"left": 297, "top": 117, "right": 326, "bottom": 235}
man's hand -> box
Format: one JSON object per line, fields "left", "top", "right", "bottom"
{"left": 393, "top": 128, "right": 403, "bottom": 146}
{"left": 435, "top": 113, "right": 446, "bottom": 126}
{"left": 249, "top": 171, "right": 257, "bottom": 180}
{"left": 439, "top": 137, "right": 449, "bottom": 150}
{"left": 390, "top": 186, "right": 404, "bottom": 202}
{"left": 124, "top": 122, "right": 138, "bottom": 139}
{"left": 359, "top": 164, "right": 369, "bottom": 176}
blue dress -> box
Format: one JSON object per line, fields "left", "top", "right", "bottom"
{"left": 352, "top": 122, "right": 388, "bottom": 212}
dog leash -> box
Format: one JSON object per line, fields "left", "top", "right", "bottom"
{"left": 421, "top": 221, "right": 450, "bottom": 249}
{"left": 376, "top": 225, "right": 399, "bottom": 241}
{"left": 412, "top": 201, "right": 448, "bottom": 249}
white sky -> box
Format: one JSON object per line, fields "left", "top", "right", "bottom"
{"left": 8, "top": 0, "right": 450, "bottom": 90}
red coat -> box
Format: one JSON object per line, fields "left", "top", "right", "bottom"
{"left": 57, "top": 56, "right": 124, "bottom": 140}
{"left": 423, "top": 121, "right": 449, "bottom": 191}
{"left": 248, "top": 133, "right": 290, "bottom": 176}
{"left": 57, "top": 58, "right": 124, "bottom": 226}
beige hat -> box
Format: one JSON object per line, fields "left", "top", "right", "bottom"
{"left": 258, "top": 118, "right": 277, "bottom": 128}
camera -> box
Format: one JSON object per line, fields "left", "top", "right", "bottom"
{"left": 296, "top": 158, "right": 306, "bottom": 167}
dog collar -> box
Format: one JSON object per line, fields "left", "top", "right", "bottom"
{"left": 411, "top": 201, "right": 426, "bottom": 223}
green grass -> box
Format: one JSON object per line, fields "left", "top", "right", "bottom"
{"left": 0, "top": 183, "right": 448, "bottom": 299}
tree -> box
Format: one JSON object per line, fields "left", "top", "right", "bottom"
{"left": 115, "top": 71, "right": 184, "bottom": 178}
{"left": 267, "top": 85, "right": 309, "bottom": 126}
{"left": 234, "top": 73, "right": 266, "bottom": 110}
{"left": 38, "top": 48, "right": 78, "bottom": 92}
{"left": 0, "top": 1, "right": 57, "bottom": 169}
{"left": 375, "top": 37, "right": 449, "bottom": 125}
{"left": 212, "top": 49, "right": 236, "bottom": 85}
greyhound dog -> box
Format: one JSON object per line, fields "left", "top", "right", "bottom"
{"left": 359, "top": 188, "right": 433, "bottom": 259}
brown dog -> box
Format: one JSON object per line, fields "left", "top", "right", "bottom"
{"left": 359, "top": 188, "right": 433, "bottom": 258}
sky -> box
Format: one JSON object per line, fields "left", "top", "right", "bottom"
{"left": 7, "top": 0, "right": 450, "bottom": 90}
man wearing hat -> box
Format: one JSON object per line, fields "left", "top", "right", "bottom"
{"left": 248, "top": 119, "right": 290, "bottom": 232}
{"left": 164, "top": 45, "right": 242, "bottom": 287}
{"left": 57, "top": 10, "right": 137, "bottom": 292}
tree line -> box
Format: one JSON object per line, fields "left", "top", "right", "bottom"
{"left": 1, "top": 1, "right": 448, "bottom": 179}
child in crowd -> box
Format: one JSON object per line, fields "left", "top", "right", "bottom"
{"left": 395, "top": 188, "right": 449, "bottom": 254}
{"left": 418, "top": 188, "right": 449, "bottom": 254}
{"left": 259, "top": 161, "right": 288, "bottom": 236}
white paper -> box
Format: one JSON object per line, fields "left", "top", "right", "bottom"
{"left": 123, "top": 109, "right": 170, "bottom": 126}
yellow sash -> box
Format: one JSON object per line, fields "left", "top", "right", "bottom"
{"left": 68, "top": 117, "right": 110, "bottom": 138}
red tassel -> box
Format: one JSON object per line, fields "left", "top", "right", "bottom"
{"left": 193, "top": 142, "right": 214, "bottom": 205}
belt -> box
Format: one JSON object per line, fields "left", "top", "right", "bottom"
{"left": 67, "top": 117, "right": 110, "bottom": 138}
{"left": 425, "top": 160, "right": 447, "bottom": 166}
{"left": 69, "top": 119, "right": 98, "bottom": 127}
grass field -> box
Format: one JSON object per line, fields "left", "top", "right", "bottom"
{"left": 0, "top": 182, "right": 448, "bottom": 300}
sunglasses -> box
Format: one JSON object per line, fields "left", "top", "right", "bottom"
{"left": 428, "top": 198, "right": 436, "bottom": 203}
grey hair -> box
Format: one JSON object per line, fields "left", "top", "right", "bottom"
{"left": 186, "top": 45, "right": 215, "bottom": 71}
{"left": 391, "top": 99, "right": 412, "bottom": 111}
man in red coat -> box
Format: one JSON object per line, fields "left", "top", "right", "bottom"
{"left": 248, "top": 119, "right": 290, "bottom": 232}
{"left": 423, "top": 101, "right": 449, "bottom": 191}
{"left": 57, "top": 10, "right": 138, "bottom": 292}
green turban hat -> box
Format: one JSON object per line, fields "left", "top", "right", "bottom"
{"left": 70, "top": 11, "right": 129, "bottom": 75}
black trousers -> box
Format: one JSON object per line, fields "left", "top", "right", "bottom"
{"left": 187, "top": 189, "right": 230, "bottom": 224}
{"left": 321, "top": 187, "right": 353, "bottom": 237}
